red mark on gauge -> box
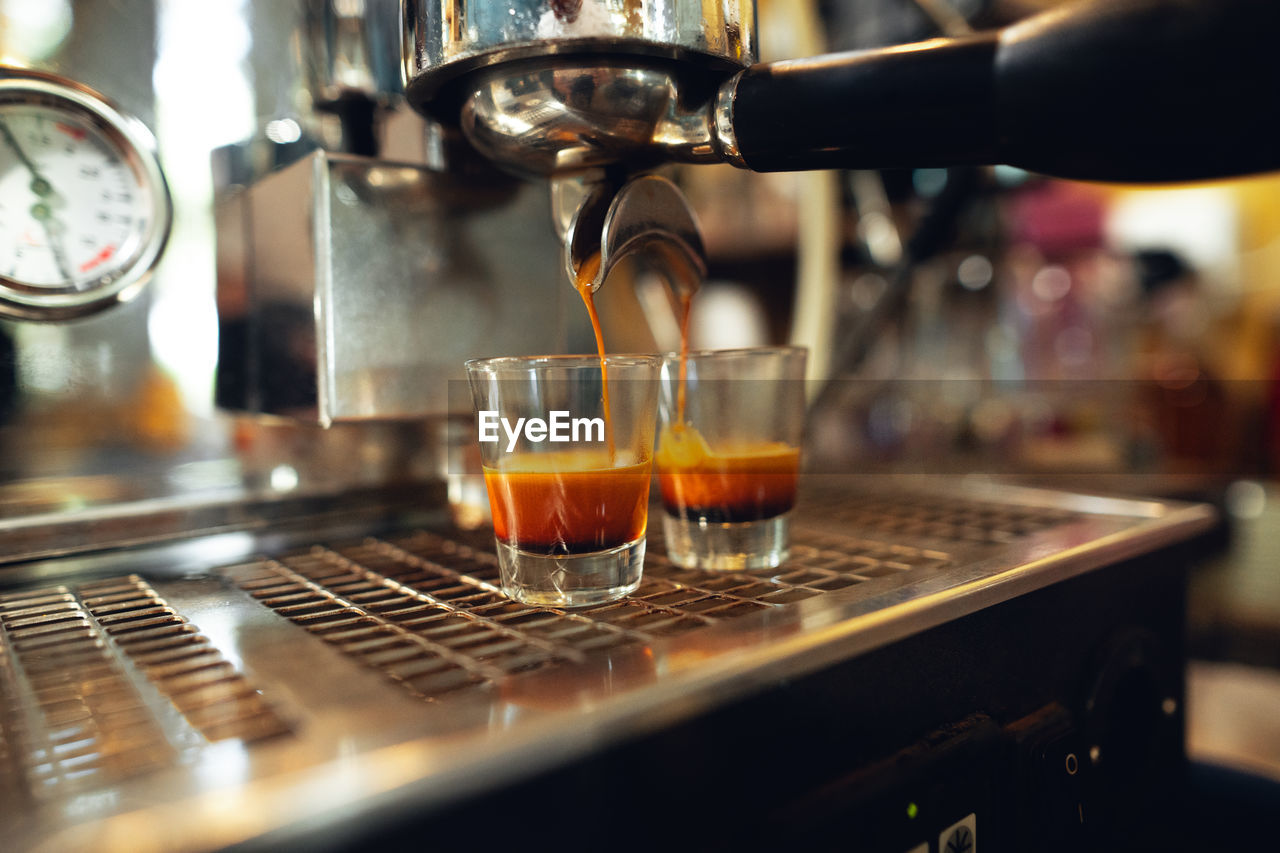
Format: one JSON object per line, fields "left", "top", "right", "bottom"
{"left": 56, "top": 122, "right": 88, "bottom": 141}
{"left": 79, "top": 244, "right": 115, "bottom": 273}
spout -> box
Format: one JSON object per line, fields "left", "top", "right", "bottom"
{"left": 557, "top": 174, "right": 706, "bottom": 297}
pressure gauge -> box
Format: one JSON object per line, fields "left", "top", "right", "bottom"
{"left": 0, "top": 70, "right": 172, "bottom": 320}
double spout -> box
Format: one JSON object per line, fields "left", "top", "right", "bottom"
{"left": 554, "top": 172, "right": 705, "bottom": 300}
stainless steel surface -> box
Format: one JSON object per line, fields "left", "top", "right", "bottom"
{"left": 0, "top": 479, "right": 442, "bottom": 570}
{"left": 0, "top": 574, "right": 291, "bottom": 797}
{"left": 711, "top": 76, "right": 746, "bottom": 168}
{"left": 303, "top": 0, "right": 403, "bottom": 109}
{"left": 0, "top": 480, "right": 1214, "bottom": 852}
{"left": 459, "top": 60, "right": 735, "bottom": 177}
{"left": 214, "top": 150, "right": 566, "bottom": 423}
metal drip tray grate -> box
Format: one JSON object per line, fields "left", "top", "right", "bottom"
{"left": 0, "top": 487, "right": 1076, "bottom": 798}
{"left": 0, "top": 576, "right": 289, "bottom": 802}
{"left": 796, "top": 487, "right": 1078, "bottom": 544}
{"left": 0, "top": 481, "right": 1215, "bottom": 852}
{"left": 225, "top": 496, "right": 969, "bottom": 704}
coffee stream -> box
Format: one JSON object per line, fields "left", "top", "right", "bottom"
{"left": 676, "top": 288, "right": 693, "bottom": 424}
{"left": 655, "top": 280, "right": 702, "bottom": 477}
{"left": 569, "top": 243, "right": 798, "bottom": 526}
{"left": 653, "top": 271, "right": 801, "bottom": 525}
{"left": 574, "top": 249, "right": 700, "bottom": 465}
{"left": 483, "top": 250, "right": 646, "bottom": 553}
{"left": 574, "top": 251, "right": 616, "bottom": 461}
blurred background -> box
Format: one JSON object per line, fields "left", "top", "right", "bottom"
{"left": 1, "top": 0, "right": 1278, "bottom": 798}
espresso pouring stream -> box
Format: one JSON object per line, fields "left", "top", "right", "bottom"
{"left": 573, "top": 249, "right": 701, "bottom": 467}
{"left": 574, "top": 251, "right": 616, "bottom": 461}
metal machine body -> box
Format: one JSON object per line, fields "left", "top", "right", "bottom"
{"left": 213, "top": 151, "right": 565, "bottom": 423}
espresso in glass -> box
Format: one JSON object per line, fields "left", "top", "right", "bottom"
{"left": 656, "top": 347, "right": 807, "bottom": 571}
{"left": 485, "top": 450, "right": 651, "bottom": 554}
{"left": 467, "top": 357, "right": 660, "bottom": 607}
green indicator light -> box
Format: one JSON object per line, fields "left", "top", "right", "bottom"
{"left": 906, "top": 802, "right": 919, "bottom": 820}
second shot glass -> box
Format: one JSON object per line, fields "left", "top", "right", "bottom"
{"left": 655, "top": 346, "right": 807, "bottom": 571}
{"left": 466, "top": 354, "right": 661, "bottom": 607}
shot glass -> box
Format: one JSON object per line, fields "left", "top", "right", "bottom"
{"left": 656, "top": 346, "right": 807, "bottom": 570}
{"left": 466, "top": 354, "right": 661, "bottom": 607}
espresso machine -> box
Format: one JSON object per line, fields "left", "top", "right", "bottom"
{"left": 0, "top": 1, "right": 1265, "bottom": 850}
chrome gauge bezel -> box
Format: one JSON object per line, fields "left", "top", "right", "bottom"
{"left": 0, "top": 69, "right": 173, "bottom": 320}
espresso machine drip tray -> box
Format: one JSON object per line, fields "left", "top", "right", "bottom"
{"left": 0, "top": 480, "right": 1212, "bottom": 852}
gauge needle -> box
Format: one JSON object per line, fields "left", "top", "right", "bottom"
{"left": 0, "top": 118, "right": 52, "bottom": 193}
{"left": 0, "top": 118, "right": 75, "bottom": 284}
{"left": 31, "top": 203, "right": 74, "bottom": 283}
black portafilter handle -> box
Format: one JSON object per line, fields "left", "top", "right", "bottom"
{"left": 727, "top": 0, "right": 1280, "bottom": 183}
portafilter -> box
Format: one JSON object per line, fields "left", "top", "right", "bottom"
{"left": 404, "top": 0, "right": 1280, "bottom": 184}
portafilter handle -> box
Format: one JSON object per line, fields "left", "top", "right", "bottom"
{"left": 720, "top": 0, "right": 1280, "bottom": 182}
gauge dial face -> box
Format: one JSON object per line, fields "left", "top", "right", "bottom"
{"left": 0, "top": 73, "right": 171, "bottom": 319}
